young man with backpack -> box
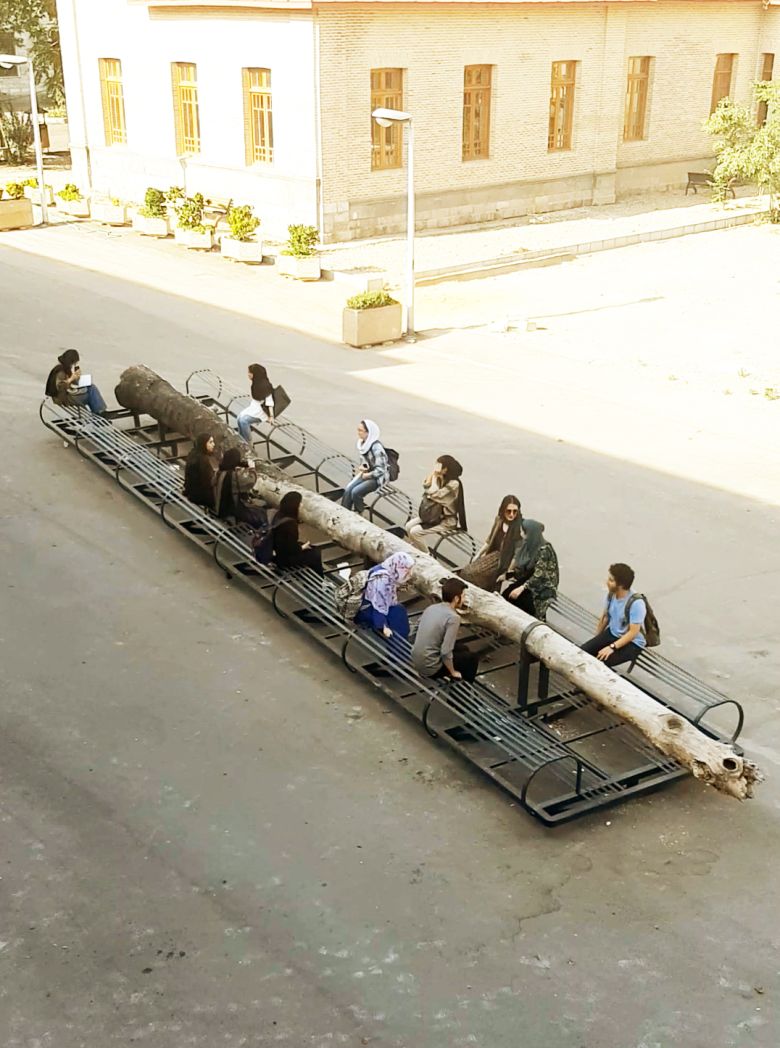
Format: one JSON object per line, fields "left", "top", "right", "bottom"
{"left": 581, "top": 563, "right": 659, "bottom": 668}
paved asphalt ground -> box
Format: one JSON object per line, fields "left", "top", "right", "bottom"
{"left": 1, "top": 243, "right": 779, "bottom": 1047}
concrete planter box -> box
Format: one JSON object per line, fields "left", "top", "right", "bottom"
{"left": 342, "top": 303, "right": 403, "bottom": 348}
{"left": 93, "top": 201, "right": 129, "bottom": 226}
{"left": 133, "top": 212, "right": 171, "bottom": 237}
{"left": 58, "top": 197, "right": 90, "bottom": 217}
{"left": 221, "top": 236, "right": 264, "bottom": 263}
{"left": 276, "top": 253, "right": 321, "bottom": 281}
{"left": 23, "top": 185, "right": 54, "bottom": 206}
{"left": 0, "top": 197, "right": 35, "bottom": 230}
{"left": 174, "top": 226, "right": 214, "bottom": 250}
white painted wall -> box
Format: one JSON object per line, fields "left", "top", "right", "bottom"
{"left": 58, "top": 0, "right": 319, "bottom": 236}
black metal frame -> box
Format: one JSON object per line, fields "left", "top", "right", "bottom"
{"left": 39, "top": 398, "right": 720, "bottom": 826}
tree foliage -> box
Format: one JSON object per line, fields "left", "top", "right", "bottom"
{"left": 704, "top": 82, "right": 780, "bottom": 220}
{"left": 0, "top": 0, "right": 63, "bottom": 107}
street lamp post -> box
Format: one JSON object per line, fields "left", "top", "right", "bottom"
{"left": 372, "top": 107, "right": 415, "bottom": 338}
{"left": 0, "top": 53, "right": 48, "bottom": 225}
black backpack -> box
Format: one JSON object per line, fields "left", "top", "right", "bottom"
{"left": 385, "top": 447, "right": 400, "bottom": 482}
{"left": 622, "top": 592, "right": 661, "bottom": 648}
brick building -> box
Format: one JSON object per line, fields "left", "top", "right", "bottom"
{"left": 59, "top": 0, "right": 780, "bottom": 241}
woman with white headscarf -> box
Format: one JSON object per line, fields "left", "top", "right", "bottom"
{"left": 354, "top": 551, "right": 414, "bottom": 639}
{"left": 341, "top": 418, "right": 390, "bottom": 514}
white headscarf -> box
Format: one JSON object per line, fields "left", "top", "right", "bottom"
{"left": 357, "top": 418, "right": 381, "bottom": 456}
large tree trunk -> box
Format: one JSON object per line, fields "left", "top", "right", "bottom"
{"left": 116, "top": 365, "right": 761, "bottom": 800}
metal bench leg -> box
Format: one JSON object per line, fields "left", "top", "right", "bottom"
{"left": 271, "top": 577, "right": 289, "bottom": 619}
{"left": 421, "top": 695, "right": 440, "bottom": 739}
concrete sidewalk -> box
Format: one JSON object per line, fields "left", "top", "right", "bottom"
{"left": 317, "top": 188, "right": 769, "bottom": 285}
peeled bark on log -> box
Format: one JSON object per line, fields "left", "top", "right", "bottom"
{"left": 116, "top": 365, "right": 762, "bottom": 800}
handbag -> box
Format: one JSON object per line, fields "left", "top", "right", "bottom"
{"left": 418, "top": 495, "right": 444, "bottom": 529}
{"left": 272, "top": 385, "right": 291, "bottom": 418}
{"left": 458, "top": 550, "right": 500, "bottom": 592}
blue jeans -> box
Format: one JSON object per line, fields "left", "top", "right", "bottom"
{"left": 237, "top": 410, "right": 262, "bottom": 442}
{"left": 72, "top": 384, "right": 107, "bottom": 414}
{"left": 341, "top": 475, "right": 379, "bottom": 513}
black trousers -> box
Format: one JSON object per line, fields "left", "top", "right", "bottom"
{"left": 278, "top": 547, "right": 324, "bottom": 577}
{"left": 502, "top": 585, "right": 537, "bottom": 617}
{"left": 581, "top": 628, "right": 641, "bottom": 668}
{"left": 432, "top": 644, "right": 480, "bottom": 683}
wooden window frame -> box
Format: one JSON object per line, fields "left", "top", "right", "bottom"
{"left": 243, "top": 67, "right": 273, "bottom": 165}
{"left": 548, "top": 60, "right": 576, "bottom": 152}
{"left": 171, "top": 61, "right": 201, "bottom": 156}
{"left": 711, "top": 53, "right": 736, "bottom": 114}
{"left": 462, "top": 64, "right": 492, "bottom": 161}
{"left": 98, "top": 58, "right": 127, "bottom": 146}
{"left": 370, "top": 68, "right": 403, "bottom": 171}
{"left": 757, "top": 53, "right": 774, "bottom": 125}
{"left": 623, "top": 56, "right": 651, "bottom": 141}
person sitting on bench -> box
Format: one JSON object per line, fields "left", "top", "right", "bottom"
{"left": 581, "top": 562, "right": 646, "bottom": 667}
{"left": 498, "top": 519, "right": 559, "bottom": 619}
{"left": 213, "top": 447, "right": 267, "bottom": 528}
{"left": 354, "top": 551, "right": 413, "bottom": 639}
{"left": 341, "top": 419, "right": 390, "bottom": 514}
{"left": 412, "top": 578, "right": 479, "bottom": 683}
{"left": 183, "top": 433, "right": 218, "bottom": 509}
{"left": 405, "top": 454, "right": 467, "bottom": 552}
{"left": 45, "top": 349, "right": 107, "bottom": 415}
{"left": 236, "top": 363, "right": 275, "bottom": 442}
{"left": 271, "top": 491, "right": 323, "bottom": 576}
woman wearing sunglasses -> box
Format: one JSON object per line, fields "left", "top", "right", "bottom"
{"left": 460, "top": 493, "right": 522, "bottom": 593}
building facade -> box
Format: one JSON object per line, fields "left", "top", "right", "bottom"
{"left": 58, "top": 0, "right": 780, "bottom": 241}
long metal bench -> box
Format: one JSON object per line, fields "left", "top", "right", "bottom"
{"left": 180, "top": 369, "right": 746, "bottom": 751}
{"left": 40, "top": 399, "right": 696, "bottom": 825}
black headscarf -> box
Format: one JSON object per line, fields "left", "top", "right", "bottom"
{"left": 511, "top": 519, "right": 546, "bottom": 577}
{"left": 220, "top": 447, "right": 243, "bottom": 471}
{"left": 249, "top": 363, "right": 274, "bottom": 401}
{"left": 488, "top": 494, "right": 523, "bottom": 574}
{"left": 45, "top": 349, "right": 80, "bottom": 396}
{"left": 438, "top": 455, "right": 467, "bottom": 532}
{"left": 276, "top": 491, "right": 302, "bottom": 521}
{"left": 183, "top": 433, "right": 216, "bottom": 509}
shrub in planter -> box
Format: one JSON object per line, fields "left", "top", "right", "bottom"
{"left": 221, "top": 204, "right": 263, "bottom": 263}
{"left": 22, "top": 177, "right": 54, "bottom": 206}
{"left": 342, "top": 289, "right": 403, "bottom": 348}
{"left": 173, "top": 192, "right": 214, "bottom": 249}
{"left": 57, "top": 182, "right": 90, "bottom": 217}
{"left": 5, "top": 181, "right": 25, "bottom": 200}
{"left": 276, "top": 223, "right": 321, "bottom": 280}
{"left": 133, "top": 186, "right": 171, "bottom": 237}
{"left": 92, "top": 197, "right": 129, "bottom": 225}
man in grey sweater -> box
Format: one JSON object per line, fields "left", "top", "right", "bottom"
{"left": 411, "top": 578, "right": 480, "bottom": 683}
